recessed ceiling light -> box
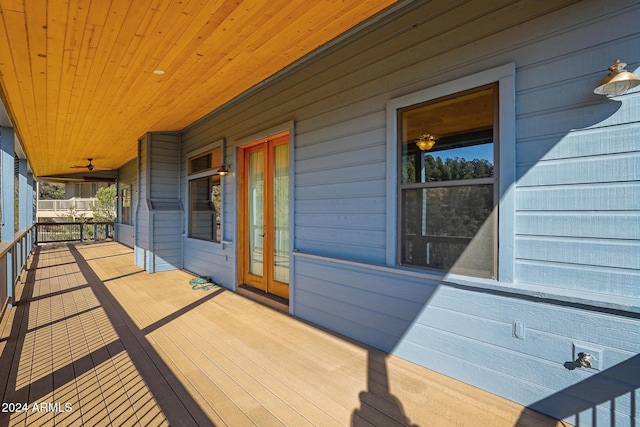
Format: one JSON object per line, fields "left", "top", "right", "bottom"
{"left": 153, "top": 69, "right": 165, "bottom": 75}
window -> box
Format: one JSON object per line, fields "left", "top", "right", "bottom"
{"left": 398, "top": 84, "right": 498, "bottom": 278}
{"left": 187, "top": 145, "right": 223, "bottom": 242}
{"left": 189, "top": 176, "right": 221, "bottom": 241}
{"left": 121, "top": 186, "right": 132, "bottom": 225}
{"left": 75, "top": 182, "right": 95, "bottom": 198}
{"left": 75, "top": 182, "right": 109, "bottom": 198}
{"left": 189, "top": 148, "right": 220, "bottom": 174}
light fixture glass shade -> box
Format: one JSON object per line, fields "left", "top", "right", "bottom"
{"left": 594, "top": 60, "right": 640, "bottom": 97}
{"left": 416, "top": 134, "right": 437, "bottom": 151}
{"left": 217, "top": 164, "right": 229, "bottom": 176}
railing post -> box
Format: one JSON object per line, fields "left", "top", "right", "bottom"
{"left": 0, "top": 255, "right": 6, "bottom": 311}
{"left": 93, "top": 223, "right": 97, "bottom": 242}
{"left": 7, "top": 247, "right": 14, "bottom": 307}
{"left": 12, "top": 246, "right": 17, "bottom": 288}
{"left": 16, "top": 240, "right": 22, "bottom": 279}
{"left": 17, "top": 237, "right": 22, "bottom": 284}
{"left": 22, "top": 233, "right": 28, "bottom": 275}
{"left": 80, "top": 223, "right": 84, "bottom": 242}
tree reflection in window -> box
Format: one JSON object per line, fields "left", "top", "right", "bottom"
{"left": 189, "top": 175, "right": 221, "bottom": 242}
{"left": 398, "top": 84, "right": 497, "bottom": 278}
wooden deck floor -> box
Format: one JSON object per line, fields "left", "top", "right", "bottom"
{"left": 0, "top": 242, "right": 569, "bottom": 426}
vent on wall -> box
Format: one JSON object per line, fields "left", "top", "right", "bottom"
{"left": 148, "top": 199, "right": 183, "bottom": 211}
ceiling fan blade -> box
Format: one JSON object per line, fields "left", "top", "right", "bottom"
{"left": 69, "top": 158, "right": 112, "bottom": 171}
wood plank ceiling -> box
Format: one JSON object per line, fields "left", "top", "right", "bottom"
{"left": 0, "top": 0, "right": 398, "bottom": 177}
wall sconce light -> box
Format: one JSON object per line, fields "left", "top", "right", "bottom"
{"left": 416, "top": 133, "right": 437, "bottom": 151}
{"left": 217, "top": 164, "right": 230, "bottom": 176}
{"left": 594, "top": 60, "right": 640, "bottom": 97}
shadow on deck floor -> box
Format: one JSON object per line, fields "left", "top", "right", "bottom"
{"left": 0, "top": 242, "right": 568, "bottom": 426}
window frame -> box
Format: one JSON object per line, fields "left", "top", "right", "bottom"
{"left": 386, "top": 64, "right": 516, "bottom": 283}
{"left": 188, "top": 148, "right": 220, "bottom": 175}
{"left": 75, "top": 182, "right": 96, "bottom": 198}
{"left": 397, "top": 84, "right": 498, "bottom": 278}
{"left": 186, "top": 140, "right": 225, "bottom": 243}
{"left": 120, "top": 185, "right": 132, "bottom": 225}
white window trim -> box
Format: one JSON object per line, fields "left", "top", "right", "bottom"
{"left": 385, "top": 63, "right": 516, "bottom": 283}
{"left": 186, "top": 138, "right": 225, "bottom": 244}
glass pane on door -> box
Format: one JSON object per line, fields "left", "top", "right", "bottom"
{"left": 248, "top": 150, "right": 264, "bottom": 276}
{"left": 273, "top": 143, "right": 289, "bottom": 283}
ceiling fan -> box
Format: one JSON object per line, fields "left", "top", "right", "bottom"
{"left": 70, "top": 158, "right": 113, "bottom": 172}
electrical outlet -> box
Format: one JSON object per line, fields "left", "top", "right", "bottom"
{"left": 573, "top": 343, "right": 603, "bottom": 371}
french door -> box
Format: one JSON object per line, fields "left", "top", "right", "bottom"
{"left": 239, "top": 133, "right": 289, "bottom": 299}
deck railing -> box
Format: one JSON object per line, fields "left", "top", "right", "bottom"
{"left": 35, "top": 221, "right": 115, "bottom": 244}
{"left": 0, "top": 222, "right": 114, "bottom": 319}
{"left": 36, "top": 197, "right": 98, "bottom": 218}
{"left": 0, "top": 225, "right": 37, "bottom": 318}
